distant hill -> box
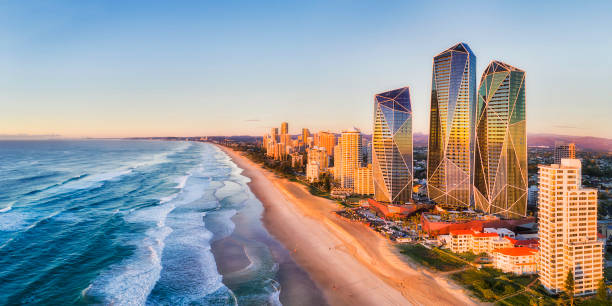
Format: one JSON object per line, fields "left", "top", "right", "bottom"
{"left": 413, "top": 133, "right": 611, "bottom": 152}
{"left": 526, "top": 133, "right": 612, "bottom": 152}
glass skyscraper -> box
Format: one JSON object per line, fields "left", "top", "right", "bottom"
{"left": 427, "top": 42, "right": 476, "bottom": 209}
{"left": 372, "top": 87, "right": 412, "bottom": 204}
{"left": 473, "top": 61, "right": 527, "bottom": 218}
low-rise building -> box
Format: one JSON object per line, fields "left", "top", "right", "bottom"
{"left": 449, "top": 230, "right": 513, "bottom": 255}
{"left": 484, "top": 228, "right": 516, "bottom": 238}
{"left": 492, "top": 247, "right": 538, "bottom": 275}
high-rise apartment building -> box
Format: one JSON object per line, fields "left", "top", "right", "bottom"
{"left": 302, "top": 128, "right": 310, "bottom": 148}
{"left": 373, "top": 87, "right": 413, "bottom": 204}
{"left": 538, "top": 159, "right": 602, "bottom": 296}
{"left": 554, "top": 142, "right": 576, "bottom": 165}
{"left": 427, "top": 42, "right": 476, "bottom": 209}
{"left": 473, "top": 61, "right": 527, "bottom": 218}
{"left": 354, "top": 164, "right": 374, "bottom": 195}
{"left": 317, "top": 131, "right": 336, "bottom": 157}
{"left": 339, "top": 130, "right": 362, "bottom": 189}
{"left": 280, "top": 122, "right": 289, "bottom": 135}
{"left": 307, "top": 146, "right": 328, "bottom": 169}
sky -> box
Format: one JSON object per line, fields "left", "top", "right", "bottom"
{"left": 1, "top": 0, "right": 611, "bottom": 138}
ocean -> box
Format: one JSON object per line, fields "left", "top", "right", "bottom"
{"left": 0, "top": 140, "right": 323, "bottom": 305}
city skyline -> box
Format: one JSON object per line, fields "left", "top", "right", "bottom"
{"left": 2, "top": 1, "right": 612, "bottom": 139}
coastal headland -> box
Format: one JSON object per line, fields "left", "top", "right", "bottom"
{"left": 218, "top": 145, "right": 479, "bottom": 306}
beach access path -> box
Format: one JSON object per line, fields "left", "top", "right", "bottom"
{"left": 218, "top": 145, "right": 480, "bottom": 306}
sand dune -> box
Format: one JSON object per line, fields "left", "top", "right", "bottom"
{"left": 219, "top": 146, "right": 479, "bottom": 306}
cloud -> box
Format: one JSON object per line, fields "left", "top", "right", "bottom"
{"left": 244, "top": 119, "right": 260, "bottom": 122}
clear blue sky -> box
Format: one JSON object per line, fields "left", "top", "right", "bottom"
{"left": 1, "top": 0, "right": 611, "bottom": 138}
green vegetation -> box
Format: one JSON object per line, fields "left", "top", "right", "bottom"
{"left": 398, "top": 244, "right": 466, "bottom": 271}
{"left": 451, "top": 268, "right": 521, "bottom": 302}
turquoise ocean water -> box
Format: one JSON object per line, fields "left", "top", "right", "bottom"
{"left": 0, "top": 140, "right": 285, "bottom": 305}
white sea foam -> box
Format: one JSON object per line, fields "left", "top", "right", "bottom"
{"left": 88, "top": 224, "right": 173, "bottom": 305}
{"left": 0, "top": 201, "right": 14, "bottom": 213}
{"left": 0, "top": 210, "right": 30, "bottom": 231}
{"left": 55, "top": 169, "right": 133, "bottom": 193}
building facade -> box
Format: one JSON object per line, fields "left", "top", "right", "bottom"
{"left": 339, "top": 130, "right": 362, "bottom": 189}
{"left": 316, "top": 131, "right": 336, "bottom": 157}
{"left": 372, "top": 87, "right": 413, "bottom": 204}
{"left": 538, "top": 159, "right": 603, "bottom": 296}
{"left": 492, "top": 247, "right": 538, "bottom": 275}
{"left": 473, "top": 61, "right": 527, "bottom": 218}
{"left": 354, "top": 164, "right": 374, "bottom": 195}
{"left": 307, "top": 146, "right": 328, "bottom": 170}
{"left": 280, "top": 122, "right": 289, "bottom": 135}
{"left": 427, "top": 43, "right": 476, "bottom": 209}
{"left": 554, "top": 142, "right": 576, "bottom": 164}
{"left": 306, "top": 160, "right": 320, "bottom": 183}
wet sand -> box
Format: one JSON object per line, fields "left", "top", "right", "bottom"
{"left": 210, "top": 169, "right": 328, "bottom": 305}
{"left": 218, "top": 145, "right": 480, "bottom": 306}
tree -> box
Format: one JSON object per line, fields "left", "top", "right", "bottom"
{"left": 597, "top": 278, "right": 608, "bottom": 301}
{"left": 564, "top": 270, "right": 574, "bottom": 306}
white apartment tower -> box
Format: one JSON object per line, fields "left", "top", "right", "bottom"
{"left": 538, "top": 159, "right": 602, "bottom": 296}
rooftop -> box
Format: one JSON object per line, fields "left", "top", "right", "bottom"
{"left": 493, "top": 247, "right": 537, "bottom": 257}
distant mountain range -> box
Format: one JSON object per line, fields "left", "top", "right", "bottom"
{"left": 411, "top": 132, "right": 611, "bottom": 152}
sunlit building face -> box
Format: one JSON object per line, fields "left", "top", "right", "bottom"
{"left": 372, "top": 87, "right": 412, "bottom": 204}
{"left": 473, "top": 61, "right": 527, "bottom": 218}
{"left": 427, "top": 43, "right": 476, "bottom": 209}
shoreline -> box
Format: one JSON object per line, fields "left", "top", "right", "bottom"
{"left": 217, "top": 145, "right": 479, "bottom": 306}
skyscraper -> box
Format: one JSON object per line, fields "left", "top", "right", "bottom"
{"left": 538, "top": 159, "right": 602, "bottom": 296}
{"left": 473, "top": 61, "right": 527, "bottom": 218}
{"left": 302, "top": 128, "right": 311, "bottom": 148}
{"left": 280, "top": 122, "right": 289, "bottom": 135}
{"left": 339, "top": 130, "right": 362, "bottom": 189}
{"left": 317, "top": 131, "right": 336, "bottom": 157}
{"left": 427, "top": 43, "right": 476, "bottom": 209}
{"left": 373, "top": 87, "right": 413, "bottom": 204}
{"left": 554, "top": 142, "right": 576, "bottom": 164}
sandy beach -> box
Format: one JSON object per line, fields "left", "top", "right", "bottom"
{"left": 218, "top": 145, "right": 479, "bottom": 306}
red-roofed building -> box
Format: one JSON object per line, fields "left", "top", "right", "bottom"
{"left": 366, "top": 199, "right": 432, "bottom": 220}
{"left": 449, "top": 230, "right": 513, "bottom": 254}
{"left": 492, "top": 247, "right": 538, "bottom": 275}
{"left": 504, "top": 237, "right": 539, "bottom": 250}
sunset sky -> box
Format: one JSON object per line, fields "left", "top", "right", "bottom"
{"left": 1, "top": 1, "right": 611, "bottom": 138}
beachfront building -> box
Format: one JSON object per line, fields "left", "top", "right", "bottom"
{"left": 339, "top": 130, "right": 362, "bottom": 189}
{"left": 554, "top": 142, "right": 576, "bottom": 164}
{"left": 427, "top": 43, "right": 477, "bottom": 210}
{"left": 372, "top": 87, "right": 413, "bottom": 204}
{"left": 473, "top": 61, "right": 527, "bottom": 219}
{"left": 448, "top": 229, "right": 513, "bottom": 255}
{"left": 306, "top": 160, "right": 320, "bottom": 182}
{"left": 354, "top": 164, "right": 374, "bottom": 195}
{"left": 492, "top": 247, "right": 538, "bottom": 275}
{"left": 290, "top": 152, "right": 303, "bottom": 168}
{"left": 307, "top": 146, "right": 328, "bottom": 170}
{"left": 316, "top": 131, "right": 336, "bottom": 157}
{"left": 538, "top": 159, "right": 603, "bottom": 296}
